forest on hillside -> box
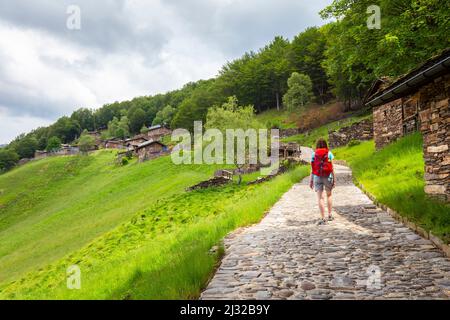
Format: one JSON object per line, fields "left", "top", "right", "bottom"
{"left": 0, "top": 0, "right": 448, "bottom": 171}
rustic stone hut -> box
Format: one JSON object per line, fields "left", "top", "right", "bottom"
{"left": 365, "top": 49, "right": 450, "bottom": 202}
{"left": 135, "top": 140, "right": 168, "bottom": 162}
{"left": 125, "top": 135, "right": 148, "bottom": 148}
{"left": 105, "top": 139, "right": 125, "bottom": 149}
{"left": 279, "top": 143, "right": 301, "bottom": 161}
{"left": 146, "top": 125, "right": 172, "bottom": 140}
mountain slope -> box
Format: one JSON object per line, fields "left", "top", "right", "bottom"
{"left": 0, "top": 150, "right": 224, "bottom": 287}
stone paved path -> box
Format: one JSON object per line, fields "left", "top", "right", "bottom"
{"left": 201, "top": 162, "right": 450, "bottom": 300}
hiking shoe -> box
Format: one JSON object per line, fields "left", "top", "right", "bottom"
{"left": 317, "top": 219, "right": 327, "bottom": 226}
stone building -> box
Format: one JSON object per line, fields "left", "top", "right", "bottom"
{"left": 328, "top": 119, "right": 374, "bottom": 148}
{"left": 279, "top": 143, "right": 301, "bottom": 161}
{"left": 365, "top": 49, "right": 450, "bottom": 201}
{"left": 135, "top": 140, "right": 168, "bottom": 162}
{"left": 105, "top": 139, "right": 125, "bottom": 149}
{"left": 146, "top": 125, "right": 172, "bottom": 140}
{"left": 125, "top": 135, "right": 148, "bottom": 148}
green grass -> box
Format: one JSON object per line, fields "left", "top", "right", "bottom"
{"left": 0, "top": 150, "right": 228, "bottom": 288}
{"left": 282, "top": 113, "right": 372, "bottom": 148}
{"left": 0, "top": 162, "right": 309, "bottom": 299}
{"left": 333, "top": 133, "right": 450, "bottom": 243}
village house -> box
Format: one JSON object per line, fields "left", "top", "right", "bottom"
{"left": 104, "top": 139, "right": 125, "bottom": 149}
{"left": 135, "top": 140, "right": 169, "bottom": 162}
{"left": 146, "top": 124, "right": 172, "bottom": 140}
{"left": 279, "top": 143, "right": 302, "bottom": 161}
{"left": 365, "top": 48, "right": 450, "bottom": 202}
{"left": 124, "top": 135, "right": 148, "bottom": 148}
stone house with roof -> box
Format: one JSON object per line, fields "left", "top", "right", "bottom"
{"left": 146, "top": 124, "right": 172, "bottom": 140}
{"left": 365, "top": 49, "right": 450, "bottom": 202}
{"left": 135, "top": 140, "right": 168, "bottom": 162}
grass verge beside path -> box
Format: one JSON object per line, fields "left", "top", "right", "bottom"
{"left": 333, "top": 133, "right": 450, "bottom": 243}
{"left": 0, "top": 166, "right": 310, "bottom": 299}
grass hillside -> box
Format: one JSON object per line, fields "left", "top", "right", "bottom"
{"left": 0, "top": 150, "right": 229, "bottom": 288}
{"left": 334, "top": 133, "right": 450, "bottom": 243}
{"left": 0, "top": 150, "right": 309, "bottom": 299}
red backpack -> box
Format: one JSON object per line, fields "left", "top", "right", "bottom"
{"left": 312, "top": 148, "right": 333, "bottom": 177}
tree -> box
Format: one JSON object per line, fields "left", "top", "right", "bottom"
{"left": 48, "top": 117, "right": 81, "bottom": 143}
{"left": 107, "top": 116, "right": 130, "bottom": 139}
{"left": 152, "top": 105, "right": 176, "bottom": 126}
{"left": 78, "top": 134, "right": 95, "bottom": 154}
{"left": 71, "top": 108, "right": 95, "bottom": 131}
{"left": 283, "top": 73, "right": 313, "bottom": 111}
{"left": 14, "top": 136, "right": 39, "bottom": 159}
{"left": 289, "top": 27, "right": 330, "bottom": 104}
{"left": 46, "top": 136, "right": 62, "bottom": 152}
{"left": 205, "top": 96, "right": 263, "bottom": 183}
{"left": 320, "top": 0, "right": 449, "bottom": 108}
{"left": 0, "top": 149, "right": 19, "bottom": 172}
{"left": 129, "top": 108, "right": 147, "bottom": 134}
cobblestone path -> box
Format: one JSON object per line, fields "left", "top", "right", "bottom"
{"left": 201, "top": 164, "right": 450, "bottom": 300}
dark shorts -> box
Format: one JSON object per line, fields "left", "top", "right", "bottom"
{"left": 314, "top": 175, "right": 333, "bottom": 192}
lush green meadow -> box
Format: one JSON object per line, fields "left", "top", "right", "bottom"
{"left": 0, "top": 150, "right": 230, "bottom": 289}
{"left": 0, "top": 150, "right": 309, "bottom": 299}
{"left": 333, "top": 133, "right": 450, "bottom": 243}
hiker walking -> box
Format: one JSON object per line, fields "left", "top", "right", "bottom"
{"left": 309, "top": 138, "right": 335, "bottom": 225}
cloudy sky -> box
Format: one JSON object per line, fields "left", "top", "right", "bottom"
{"left": 0, "top": 0, "right": 332, "bottom": 144}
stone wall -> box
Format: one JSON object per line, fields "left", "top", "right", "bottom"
{"left": 328, "top": 119, "right": 373, "bottom": 148}
{"left": 418, "top": 74, "right": 450, "bottom": 202}
{"left": 373, "top": 99, "right": 403, "bottom": 150}
{"left": 372, "top": 73, "right": 450, "bottom": 202}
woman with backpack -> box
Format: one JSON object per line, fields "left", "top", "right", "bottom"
{"left": 309, "top": 138, "right": 335, "bottom": 225}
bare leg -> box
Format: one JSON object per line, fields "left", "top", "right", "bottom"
{"left": 326, "top": 190, "right": 333, "bottom": 217}
{"left": 317, "top": 190, "right": 325, "bottom": 220}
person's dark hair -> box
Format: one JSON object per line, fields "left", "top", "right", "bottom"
{"left": 316, "top": 138, "right": 328, "bottom": 149}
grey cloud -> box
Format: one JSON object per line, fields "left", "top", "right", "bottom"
{"left": 164, "top": 0, "right": 330, "bottom": 57}
{"left": 0, "top": 0, "right": 170, "bottom": 57}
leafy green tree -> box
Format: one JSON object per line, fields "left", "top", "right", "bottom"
{"left": 71, "top": 108, "right": 95, "bottom": 131}
{"left": 152, "top": 105, "right": 176, "bottom": 126}
{"left": 129, "top": 108, "right": 147, "bottom": 134}
{"left": 171, "top": 79, "right": 224, "bottom": 131}
{"left": 107, "top": 116, "right": 130, "bottom": 139}
{"left": 283, "top": 73, "right": 313, "bottom": 111}
{"left": 205, "top": 96, "right": 263, "bottom": 183}
{"left": 289, "top": 27, "right": 330, "bottom": 104}
{"left": 13, "top": 136, "right": 39, "bottom": 159}
{"left": 78, "top": 134, "right": 95, "bottom": 154}
{"left": 48, "top": 117, "right": 81, "bottom": 143}
{"left": 0, "top": 149, "right": 19, "bottom": 172}
{"left": 46, "top": 136, "right": 62, "bottom": 152}
{"left": 320, "top": 0, "right": 449, "bottom": 108}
